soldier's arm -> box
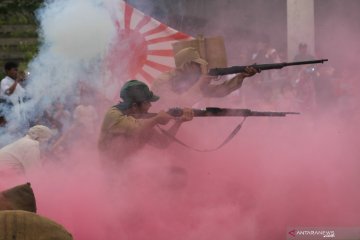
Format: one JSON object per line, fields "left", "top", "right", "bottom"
{"left": 201, "top": 66, "right": 259, "bottom": 97}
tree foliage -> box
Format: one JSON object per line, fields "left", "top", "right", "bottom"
{"left": 0, "top": 0, "right": 43, "bottom": 76}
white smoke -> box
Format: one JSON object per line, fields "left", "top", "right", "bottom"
{"left": 0, "top": 0, "right": 118, "bottom": 145}
{"left": 40, "top": 0, "right": 115, "bottom": 60}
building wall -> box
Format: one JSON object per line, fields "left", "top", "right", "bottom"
{"left": 315, "top": 0, "right": 360, "bottom": 69}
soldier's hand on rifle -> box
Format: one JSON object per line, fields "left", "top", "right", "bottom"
{"left": 198, "top": 74, "right": 215, "bottom": 89}
{"left": 155, "top": 111, "right": 174, "bottom": 125}
{"left": 178, "top": 108, "right": 194, "bottom": 122}
{"left": 199, "top": 74, "right": 214, "bottom": 82}
{"left": 239, "top": 66, "right": 260, "bottom": 78}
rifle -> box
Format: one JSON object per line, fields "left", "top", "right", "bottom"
{"left": 147, "top": 107, "right": 299, "bottom": 117}
{"left": 208, "top": 59, "right": 328, "bottom": 76}
{"left": 148, "top": 107, "right": 299, "bottom": 152}
{"left": 143, "top": 108, "right": 299, "bottom": 152}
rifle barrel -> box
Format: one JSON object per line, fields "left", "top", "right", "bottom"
{"left": 144, "top": 108, "right": 300, "bottom": 118}
{"left": 191, "top": 108, "right": 299, "bottom": 117}
{"left": 283, "top": 59, "right": 328, "bottom": 67}
{"left": 208, "top": 59, "right": 328, "bottom": 76}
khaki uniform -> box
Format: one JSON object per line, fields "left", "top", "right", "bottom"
{"left": 98, "top": 107, "right": 149, "bottom": 162}
{"left": 151, "top": 45, "right": 245, "bottom": 107}
{"left": 152, "top": 71, "right": 244, "bottom": 108}
{"left": 151, "top": 70, "right": 204, "bottom": 109}
{"left": 0, "top": 210, "right": 73, "bottom": 240}
{"left": 99, "top": 80, "right": 171, "bottom": 164}
{"left": 0, "top": 183, "right": 36, "bottom": 212}
{"left": 0, "top": 184, "right": 72, "bottom": 240}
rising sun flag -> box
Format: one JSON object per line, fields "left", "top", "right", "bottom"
{"left": 105, "top": 0, "right": 191, "bottom": 91}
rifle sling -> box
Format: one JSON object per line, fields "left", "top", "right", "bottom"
{"left": 157, "top": 117, "right": 247, "bottom": 152}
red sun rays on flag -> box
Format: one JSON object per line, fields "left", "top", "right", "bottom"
{"left": 107, "top": 1, "right": 191, "bottom": 85}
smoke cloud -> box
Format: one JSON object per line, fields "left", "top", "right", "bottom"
{"left": 1, "top": 1, "right": 360, "bottom": 240}
{"left": 40, "top": 0, "right": 115, "bottom": 60}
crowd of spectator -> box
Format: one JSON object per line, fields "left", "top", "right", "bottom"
{"left": 226, "top": 37, "right": 355, "bottom": 116}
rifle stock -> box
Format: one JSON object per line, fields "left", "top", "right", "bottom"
{"left": 208, "top": 59, "right": 328, "bottom": 76}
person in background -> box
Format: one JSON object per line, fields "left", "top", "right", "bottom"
{"left": 16, "top": 69, "right": 29, "bottom": 89}
{"left": 0, "top": 62, "right": 26, "bottom": 106}
{"left": 0, "top": 62, "right": 27, "bottom": 127}
{"left": 50, "top": 102, "right": 99, "bottom": 154}
{"left": 293, "top": 43, "right": 315, "bottom": 62}
{"left": 0, "top": 125, "right": 54, "bottom": 177}
{"left": 251, "top": 35, "right": 277, "bottom": 64}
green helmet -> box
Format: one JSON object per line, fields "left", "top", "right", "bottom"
{"left": 120, "top": 80, "right": 159, "bottom": 104}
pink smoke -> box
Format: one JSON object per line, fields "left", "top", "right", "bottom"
{"left": 2, "top": 1, "right": 360, "bottom": 239}
{"left": 1, "top": 101, "right": 359, "bottom": 240}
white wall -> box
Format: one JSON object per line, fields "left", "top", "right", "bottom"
{"left": 287, "top": 0, "right": 315, "bottom": 60}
